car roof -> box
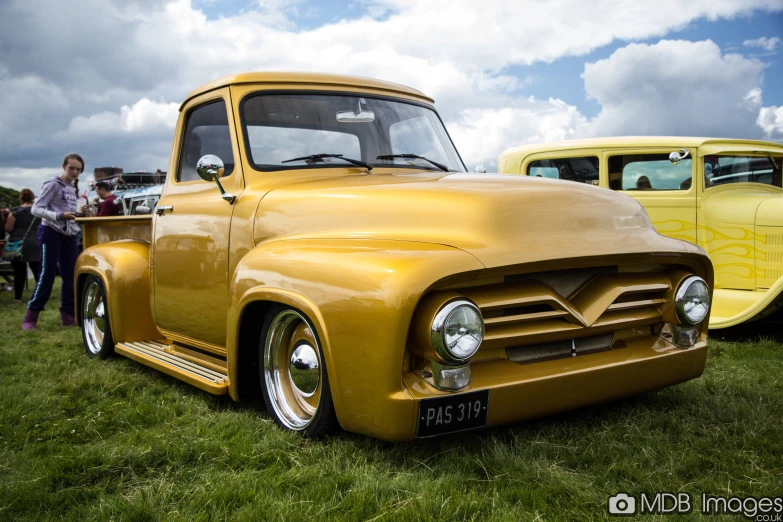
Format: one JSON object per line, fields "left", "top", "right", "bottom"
{"left": 500, "top": 136, "right": 783, "bottom": 157}
{"left": 182, "top": 72, "right": 434, "bottom": 109}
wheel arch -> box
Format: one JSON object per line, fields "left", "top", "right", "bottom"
{"left": 225, "top": 238, "right": 486, "bottom": 439}
{"left": 75, "top": 240, "right": 162, "bottom": 343}
{"left": 230, "top": 290, "right": 328, "bottom": 403}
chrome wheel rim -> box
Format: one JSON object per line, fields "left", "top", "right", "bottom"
{"left": 83, "top": 280, "right": 106, "bottom": 355}
{"left": 264, "top": 310, "right": 322, "bottom": 430}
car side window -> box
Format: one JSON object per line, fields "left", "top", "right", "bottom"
{"left": 527, "top": 157, "right": 599, "bottom": 184}
{"left": 608, "top": 154, "right": 692, "bottom": 191}
{"left": 177, "top": 100, "right": 235, "bottom": 183}
{"left": 705, "top": 155, "right": 782, "bottom": 188}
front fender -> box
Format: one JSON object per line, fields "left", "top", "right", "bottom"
{"left": 226, "top": 239, "right": 485, "bottom": 440}
{"left": 76, "top": 240, "right": 161, "bottom": 343}
{"left": 711, "top": 279, "right": 783, "bottom": 328}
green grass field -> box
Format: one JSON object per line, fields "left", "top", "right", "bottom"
{"left": 1, "top": 279, "right": 781, "bottom": 521}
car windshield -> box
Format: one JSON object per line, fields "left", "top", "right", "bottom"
{"left": 706, "top": 155, "right": 782, "bottom": 188}
{"left": 242, "top": 93, "right": 466, "bottom": 172}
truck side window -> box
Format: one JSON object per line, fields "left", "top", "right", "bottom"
{"left": 177, "top": 100, "right": 235, "bottom": 183}
{"left": 608, "top": 154, "right": 691, "bottom": 191}
{"left": 527, "top": 157, "right": 599, "bottom": 184}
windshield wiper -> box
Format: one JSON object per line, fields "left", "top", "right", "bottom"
{"left": 376, "top": 154, "right": 450, "bottom": 172}
{"left": 282, "top": 153, "right": 372, "bottom": 171}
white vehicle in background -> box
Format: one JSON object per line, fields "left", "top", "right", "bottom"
{"left": 87, "top": 167, "right": 165, "bottom": 216}
{"left": 117, "top": 184, "right": 163, "bottom": 215}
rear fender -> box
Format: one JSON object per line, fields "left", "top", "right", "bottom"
{"left": 76, "top": 240, "right": 161, "bottom": 343}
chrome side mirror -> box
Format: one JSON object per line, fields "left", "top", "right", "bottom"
{"left": 135, "top": 205, "right": 151, "bottom": 215}
{"left": 474, "top": 165, "right": 487, "bottom": 173}
{"left": 669, "top": 149, "right": 690, "bottom": 165}
{"left": 196, "top": 154, "right": 235, "bottom": 204}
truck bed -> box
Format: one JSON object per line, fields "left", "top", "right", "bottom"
{"left": 77, "top": 215, "right": 152, "bottom": 250}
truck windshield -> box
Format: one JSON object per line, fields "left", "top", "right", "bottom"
{"left": 706, "top": 155, "right": 782, "bottom": 188}
{"left": 242, "top": 93, "right": 466, "bottom": 172}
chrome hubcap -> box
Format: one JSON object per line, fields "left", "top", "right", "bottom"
{"left": 264, "top": 310, "right": 322, "bottom": 430}
{"left": 83, "top": 281, "right": 106, "bottom": 355}
{"left": 289, "top": 343, "right": 320, "bottom": 396}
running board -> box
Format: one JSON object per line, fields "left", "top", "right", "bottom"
{"left": 115, "top": 340, "right": 229, "bottom": 395}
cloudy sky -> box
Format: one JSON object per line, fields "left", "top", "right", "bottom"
{"left": 1, "top": 0, "right": 782, "bottom": 191}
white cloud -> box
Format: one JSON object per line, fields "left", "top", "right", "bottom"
{"left": 582, "top": 40, "right": 766, "bottom": 138}
{"left": 758, "top": 106, "right": 783, "bottom": 137}
{"left": 0, "top": 167, "right": 59, "bottom": 192}
{"left": 64, "top": 99, "right": 179, "bottom": 137}
{"left": 0, "top": 0, "right": 782, "bottom": 179}
{"left": 743, "top": 36, "right": 782, "bottom": 52}
{"left": 317, "top": 0, "right": 782, "bottom": 71}
{"left": 447, "top": 99, "right": 589, "bottom": 170}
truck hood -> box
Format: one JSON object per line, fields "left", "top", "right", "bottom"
{"left": 253, "top": 172, "right": 698, "bottom": 269}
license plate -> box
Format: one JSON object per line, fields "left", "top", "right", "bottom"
{"left": 416, "top": 389, "right": 489, "bottom": 438}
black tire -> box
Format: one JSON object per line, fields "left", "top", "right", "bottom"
{"left": 259, "top": 305, "right": 337, "bottom": 437}
{"left": 81, "top": 275, "right": 115, "bottom": 359}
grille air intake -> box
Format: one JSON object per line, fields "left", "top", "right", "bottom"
{"left": 506, "top": 333, "right": 615, "bottom": 364}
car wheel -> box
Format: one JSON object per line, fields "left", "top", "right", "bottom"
{"left": 260, "top": 306, "right": 336, "bottom": 437}
{"left": 81, "top": 275, "right": 115, "bottom": 359}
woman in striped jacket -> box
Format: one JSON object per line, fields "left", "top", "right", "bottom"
{"left": 22, "top": 153, "right": 88, "bottom": 330}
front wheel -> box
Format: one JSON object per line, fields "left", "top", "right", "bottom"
{"left": 81, "top": 275, "right": 115, "bottom": 359}
{"left": 260, "top": 306, "right": 336, "bottom": 437}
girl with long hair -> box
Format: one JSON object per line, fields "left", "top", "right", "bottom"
{"left": 22, "top": 153, "right": 88, "bottom": 330}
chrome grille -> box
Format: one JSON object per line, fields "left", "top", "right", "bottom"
{"left": 456, "top": 267, "right": 672, "bottom": 351}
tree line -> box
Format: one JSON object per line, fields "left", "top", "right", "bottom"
{"left": 0, "top": 186, "right": 21, "bottom": 208}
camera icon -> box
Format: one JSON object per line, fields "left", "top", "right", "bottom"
{"left": 608, "top": 493, "right": 637, "bottom": 515}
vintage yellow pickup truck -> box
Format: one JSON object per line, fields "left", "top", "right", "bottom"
{"left": 498, "top": 137, "right": 783, "bottom": 329}
{"left": 76, "top": 74, "right": 713, "bottom": 441}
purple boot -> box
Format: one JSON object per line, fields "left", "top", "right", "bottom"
{"left": 60, "top": 308, "right": 77, "bottom": 327}
{"left": 22, "top": 309, "right": 40, "bottom": 331}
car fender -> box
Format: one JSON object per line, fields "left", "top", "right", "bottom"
{"left": 226, "top": 238, "right": 485, "bottom": 439}
{"left": 76, "top": 240, "right": 162, "bottom": 343}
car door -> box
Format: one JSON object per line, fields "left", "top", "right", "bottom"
{"left": 151, "top": 88, "right": 244, "bottom": 350}
{"left": 602, "top": 148, "right": 697, "bottom": 244}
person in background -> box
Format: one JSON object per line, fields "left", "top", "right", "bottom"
{"left": 93, "top": 182, "right": 123, "bottom": 216}
{"left": 5, "top": 189, "right": 42, "bottom": 302}
{"left": 636, "top": 175, "right": 653, "bottom": 190}
{"left": 0, "top": 208, "right": 8, "bottom": 235}
{"left": 22, "top": 153, "right": 88, "bottom": 330}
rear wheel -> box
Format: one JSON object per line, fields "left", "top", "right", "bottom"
{"left": 260, "top": 306, "right": 336, "bottom": 437}
{"left": 81, "top": 275, "right": 115, "bottom": 359}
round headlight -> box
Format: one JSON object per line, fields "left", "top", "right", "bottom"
{"left": 674, "top": 276, "right": 710, "bottom": 325}
{"left": 431, "top": 300, "right": 484, "bottom": 363}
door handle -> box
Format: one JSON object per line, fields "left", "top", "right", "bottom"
{"left": 156, "top": 205, "right": 174, "bottom": 216}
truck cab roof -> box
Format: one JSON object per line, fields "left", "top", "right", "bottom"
{"left": 181, "top": 72, "right": 433, "bottom": 110}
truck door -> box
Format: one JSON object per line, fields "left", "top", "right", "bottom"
{"left": 151, "top": 88, "right": 244, "bottom": 349}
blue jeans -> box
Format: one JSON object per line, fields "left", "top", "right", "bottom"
{"left": 27, "top": 225, "right": 78, "bottom": 314}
